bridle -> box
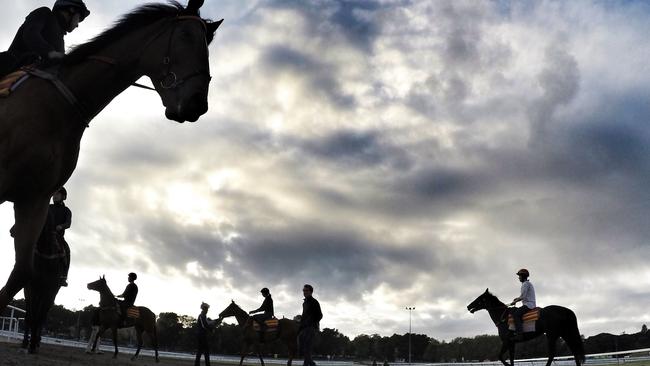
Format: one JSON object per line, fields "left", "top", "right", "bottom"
{"left": 473, "top": 300, "right": 511, "bottom": 327}
{"left": 158, "top": 15, "right": 212, "bottom": 90}
{"left": 90, "top": 15, "right": 212, "bottom": 91}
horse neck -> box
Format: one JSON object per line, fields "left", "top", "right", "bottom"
{"left": 98, "top": 283, "right": 116, "bottom": 307}
{"left": 486, "top": 297, "right": 508, "bottom": 324}
{"left": 58, "top": 19, "right": 170, "bottom": 119}
{"left": 232, "top": 306, "right": 249, "bottom": 327}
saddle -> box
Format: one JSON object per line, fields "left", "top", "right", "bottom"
{"left": 507, "top": 307, "right": 540, "bottom": 333}
{"left": 252, "top": 317, "right": 279, "bottom": 333}
{"left": 126, "top": 306, "right": 140, "bottom": 319}
{"left": 0, "top": 69, "right": 29, "bottom": 97}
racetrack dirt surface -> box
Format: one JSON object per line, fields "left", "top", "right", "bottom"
{"left": 0, "top": 339, "right": 198, "bottom": 366}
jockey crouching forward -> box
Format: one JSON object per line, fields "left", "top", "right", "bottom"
{"left": 509, "top": 268, "right": 536, "bottom": 341}
{"left": 249, "top": 287, "right": 273, "bottom": 342}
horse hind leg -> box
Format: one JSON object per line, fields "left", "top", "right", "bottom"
{"left": 131, "top": 326, "right": 144, "bottom": 361}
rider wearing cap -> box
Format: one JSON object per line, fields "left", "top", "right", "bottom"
{"left": 0, "top": 0, "right": 90, "bottom": 77}
{"left": 249, "top": 287, "right": 273, "bottom": 341}
{"left": 509, "top": 268, "right": 536, "bottom": 340}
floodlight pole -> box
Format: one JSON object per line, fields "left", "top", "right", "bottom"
{"left": 406, "top": 306, "right": 415, "bottom": 364}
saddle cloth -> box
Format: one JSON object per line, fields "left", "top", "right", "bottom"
{"left": 252, "top": 318, "right": 279, "bottom": 332}
{"left": 126, "top": 307, "right": 140, "bottom": 319}
{"left": 0, "top": 70, "right": 29, "bottom": 97}
{"left": 507, "top": 308, "right": 540, "bottom": 332}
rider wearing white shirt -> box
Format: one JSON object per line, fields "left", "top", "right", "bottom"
{"left": 509, "top": 268, "right": 536, "bottom": 339}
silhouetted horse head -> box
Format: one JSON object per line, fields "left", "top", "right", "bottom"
{"left": 467, "top": 288, "right": 500, "bottom": 313}
{"left": 218, "top": 299, "right": 244, "bottom": 319}
{"left": 146, "top": 0, "right": 223, "bottom": 122}
{"left": 87, "top": 275, "right": 108, "bottom": 292}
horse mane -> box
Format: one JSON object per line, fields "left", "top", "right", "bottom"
{"left": 484, "top": 290, "right": 505, "bottom": 306}
{"left": 64, "top": 1, "right": 216, "bottom": 65}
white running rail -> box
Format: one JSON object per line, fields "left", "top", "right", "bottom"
{"left": 0, "top": 304, "right": 25, "bottom": 341}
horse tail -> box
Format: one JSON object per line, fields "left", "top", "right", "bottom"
{"left": 564, "top": 309, "right": 586, "bottom": 364}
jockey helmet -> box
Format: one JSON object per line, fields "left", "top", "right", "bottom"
{"left": 201, "top": 302, "right": 210, "bottom": 310}
{"left": 128, "top": 272, "right": 137, "bottom": 280}
{"left": 53, "top": 0, "right": 90, "bottom": 21}
{"left": 516, "top": 268, "right": 530, "bottom": 277}
{"left": 261, "top": 287, "right": 269, "bottom": 294}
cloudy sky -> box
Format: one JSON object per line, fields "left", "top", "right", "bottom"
{"left": 1, "top": 0, "right": 650, "bottom": 341}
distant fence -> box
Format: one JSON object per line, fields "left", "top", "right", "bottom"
{"left": 0, "top": 305, "right": 25, "bottom": 341}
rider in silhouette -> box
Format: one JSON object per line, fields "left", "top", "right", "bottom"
{"left": 116, "top": 272, "right": 138, "bottom": 325}
{"left": 50, "top": 187, "right": 72, "bottom": 286}
{"left": 509, "top": 268, "right": 536, "bottom": 340}
{"left": 249, "top": 287, "right": 273, "bottom": 342}
{"left": 0, "top": 0, "right": 90, "bottom": 78}
{"left": 8, "top": 187, "right": 71, "bottom": 287}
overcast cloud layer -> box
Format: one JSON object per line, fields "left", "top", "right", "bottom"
{"left": 1, "top": 0, "right": 650, "bottom": 341}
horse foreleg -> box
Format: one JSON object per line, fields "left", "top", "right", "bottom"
{"left": 112, "top": 326, "right": 118, "bottom": 359}
{"left": 239, "top": 344, "right": 248, "bottom": 366}
{"left": 509, "top": 343, "right": 515, "bottom": 366}
{"left": 497, "top": 342, "right": 509, "bottom": 366}
{"left": 287, "top": 342, "right": 296, "bottom": 366}
{"left": 0, "top": 198, "right": 49, "bottom": 312}
{"left": 545, "top": 335, "right": 558, "bottom": 366}
{"left": 258, "top": 343, "right": 265, "bottom": 366}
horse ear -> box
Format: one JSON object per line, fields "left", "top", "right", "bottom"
{"left": 485, "top": 288, "right": 489, "bottom": 293}
{"left": 186, "top": 0, "right": 204, "bottom": 14}
{"left": 207, "top": 19, "right": 224, "bottom": 34}
{"left": 231, "top": 299, "right": 234, "bottom": 303}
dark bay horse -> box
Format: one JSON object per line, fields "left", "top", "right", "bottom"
{"left": 0, "top": 0, "right": 223, "bottom": 312}
{"left": 467, "top": 289, "right": 585, "bottom": 366}
{"left": 87, "top": 276, "right": 159, "bottom": 362}
{"left": 20, "top": 220, "right": 64, "bottom": 353}
{"left": 219, "top": 301, "right": 298, "bottom": 366}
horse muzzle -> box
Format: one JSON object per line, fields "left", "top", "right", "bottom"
{"left": 165, "top": 93, "right": 208, "bottom": 123}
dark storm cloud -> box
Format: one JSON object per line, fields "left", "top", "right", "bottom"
{"left": 296, "top": 129, "right": 412, "bottom": 169}
{"left": 225, "top": 224, "right": 438, "bottom": 301}
{"left": 262, "top": 46, "right": 356, "bottom": 109}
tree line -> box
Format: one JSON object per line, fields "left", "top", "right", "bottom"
{"left": 4, "top": 299, "right": 649, "bottom": 361}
